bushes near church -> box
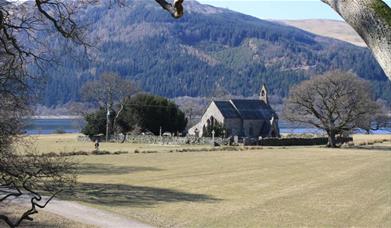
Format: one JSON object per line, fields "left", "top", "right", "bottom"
{"left": 82, "top": 94, "right": 187, "bottom": 138}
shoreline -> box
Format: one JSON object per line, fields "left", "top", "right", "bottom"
{"left": 30, "top": 115, "right": 82, "bottom": 119}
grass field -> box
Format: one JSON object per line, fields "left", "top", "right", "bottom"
{"left": 17, "top": 134, "right": 211, "bottom": 154}
{"left": 13, "top": 134, "right": 391, "bottom": 227}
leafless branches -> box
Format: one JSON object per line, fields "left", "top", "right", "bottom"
{"left": 0, "top": 148, "right": 76, "bottom": 227}
{"left": 283, "top": 71, "right": 380, "bottom": 147}
{"left": 0, "top": 1, "right": 182, "bottom": 226}
{"left": 81, "top": 72, "right": 139, "bottom": 139}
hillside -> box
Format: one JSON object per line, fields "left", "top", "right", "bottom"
{"left": 34, "top": 0, "right": 390, "bottom": 106}
{"left": 278, "top": 19, "right": 366, "bottom": 47}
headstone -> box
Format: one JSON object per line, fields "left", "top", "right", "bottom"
{"left": 212, "top": 130, "right": 215, "bottom": 146}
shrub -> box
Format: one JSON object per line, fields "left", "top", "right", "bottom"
{"left": 113, "top": 151, "right": 128, "bottom": 155}
{"left": 91, "top": 150, "right": 111, "bottom": 155}
{"left": 54, "top": 128, "right": 66, "bottom": 134}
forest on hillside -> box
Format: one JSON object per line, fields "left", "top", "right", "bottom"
{"left": 30, "top": 0, "right": 390, "bottom": 107}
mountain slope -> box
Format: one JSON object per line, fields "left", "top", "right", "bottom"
{"left": 36, "top": 0, "right": 390, "bottom": 106}
{"left": 277, "top": 19, "right": 367, "bottom": 47}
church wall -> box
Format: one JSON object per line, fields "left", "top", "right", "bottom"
{"left": 243, "top": 119, "right": 265, "bottom": 138}
{"left": 224, "top": 118, "right": 242, "bottom": 136}
{"left": 197, "top": 101, "right": 226, "bottom": 136}
{"left": 201, "top": 102, "right": 225, "bottom": 123}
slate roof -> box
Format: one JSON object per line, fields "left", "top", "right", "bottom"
{"left": 214, "top": 101, "right": 241, "bottom": 118}
{"left": 214, "top": 99, "right": 277, "bottom": 120}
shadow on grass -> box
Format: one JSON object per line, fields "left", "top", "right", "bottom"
{"left": 76, "top": 163, "right": 163, "bottom": 175}
{"left": 18, "top": 220, "right": 85, "bottom": 228}
{"left": 61, "top": 183, "right": 220, "bottom": 207}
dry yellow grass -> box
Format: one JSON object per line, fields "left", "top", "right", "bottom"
{"left": 19, "top": 133, "right": 391, "bottom": 154}
{"left": 69, "top": 146, "right": 390, "bottom": 227}
{"left": 18, "top": 134, "right": 211, "bottom": 154}
{"left": 353, "top": 134, "right": 391, "bottom": 144}
{"left": 12, "top": 134, "right": 391, "bottom": 227}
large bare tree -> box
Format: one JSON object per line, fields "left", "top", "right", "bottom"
{"left": 283, "top": 71, "right": 380, "bottom": 147}
{"left": 0, "top": 1, "right": 181, "bottom": 227}
{"left": 81, "top": 72, "right": 138, "bottom": 141}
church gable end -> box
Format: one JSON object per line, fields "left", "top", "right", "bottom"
{"left": 189, "top": 84, "right": 280, "bottom": 139}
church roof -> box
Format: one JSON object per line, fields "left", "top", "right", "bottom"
{"left": 213, "top": 99, "right": 277, "bottom": 120}
{"left": 231, "top": 99, "right": 275, "bottom": 120}
{"left": 214, "top": 101, "right": 241, "bottom": 118}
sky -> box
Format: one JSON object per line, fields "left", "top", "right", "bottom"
{"left": 197, "top": 0, "right": 391, "bottom": 20}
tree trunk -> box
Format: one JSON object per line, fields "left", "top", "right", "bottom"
{"left": 321, "top": 0, "right": 391, "bottom": 80}
{"left": 106, "top": 103, "right": 110, "bottom": 142}
{"left": 112, "top": 103, "right": 124, "bottom": 136}
{"left": 121, "top": 133, "right": 127, "bottom": 143}
{"left": 327, "top": 131, "right": 337, "bottom": 148}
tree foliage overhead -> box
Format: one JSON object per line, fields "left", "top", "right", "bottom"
{"left": 283, "top": 71, "right": 381, "bottom": 147}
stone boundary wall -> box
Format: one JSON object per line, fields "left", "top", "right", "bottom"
{"left": 78, "top": 135, "right": 352, "bottom": 146}
{"left": 257, "top": 137, "right": 353, "bottom": 146}
{"left": 123, "top": 135, "right": 228, "bottom": 145}
{"left": 78, "top": 135, "right": 228, "bottom": 145}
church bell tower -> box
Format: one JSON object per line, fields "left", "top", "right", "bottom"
{"left": 260, "top": 84, "right": 269, "bottom": 104}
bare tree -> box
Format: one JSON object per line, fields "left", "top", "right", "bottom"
{"left": 0, "top": 1, "right": 180, "bottom": 226}
{"left": 0, "top": 150, "right": 76, "bottom": 227}
{"left": 0, "top": 80, "right": 76, "bottom": 227}
{"left": 356, "top": 105, "right": 391, "bottom": 133}
{"left": 81, "top": 72, "right": 138, "bottom": 141}
{"left": 283, "top": 71, "right": 380, "bottom": 147}
{"left": 0, "top": 0, "right": 184, "bottom": 77}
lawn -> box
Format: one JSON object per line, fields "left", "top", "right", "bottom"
{"left": 18, "top": 134, "right": 211, "bottom": 154}
{"left": 15, "top": 134, "right": 391, "bottom": 227}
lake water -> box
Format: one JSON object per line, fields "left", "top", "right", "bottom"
{"left": 25, "top": 119, "right": 390, "bottom": 135}
{"left": 25, "top": 119, "right": 86, "bottom": 135}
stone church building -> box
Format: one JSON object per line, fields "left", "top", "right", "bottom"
{"left": 189, "top": 85, "right": 280, "bottom": 138}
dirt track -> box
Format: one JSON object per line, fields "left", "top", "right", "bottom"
{"left": 44, "top": 200, "right": 152, "bottom": 228}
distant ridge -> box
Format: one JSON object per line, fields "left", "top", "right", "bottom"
{"left": 277, "top": 19, "right": 367, "bottom": 47}
{"left": 31, "top": 0, "right": 389, "bottom": 106}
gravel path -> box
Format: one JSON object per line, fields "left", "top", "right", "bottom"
{"left": 43, "top": 200, "right": 153, "bottom": 228}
